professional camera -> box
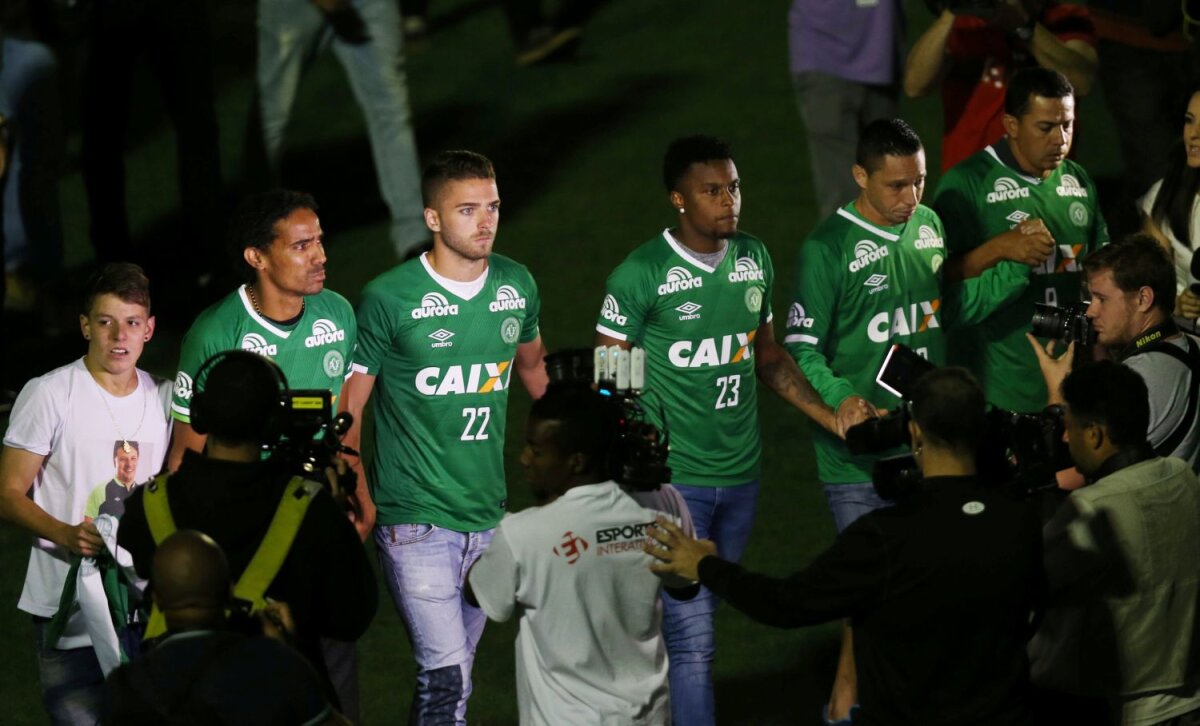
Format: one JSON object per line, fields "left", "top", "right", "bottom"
{"left": 543, "top": 347, "right": 672, "bottom": 491}
{"left": 272, "top": 389, "right": 358, "bottom": 489}
{"left": 1031, "top": 302, "right": 1096, "bottom": 348}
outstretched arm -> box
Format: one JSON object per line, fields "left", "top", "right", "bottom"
{"left": 754, "top": 322, "right": 843, "bottom": 436}
{"left": 515, "top": 334, "right": 549, "bottom": 400}
{"left": 0, "top": 446, "right": 102, "bottom": 556}
{"left": 338, "top": 371, "right": 378, "bottom": 540}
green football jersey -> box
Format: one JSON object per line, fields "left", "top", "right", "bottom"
{"left": 171, "top": 286, "right": 356, "bottom": 422}
{"left": 595, "top": 230, "right": 773, "bottom": 487}
{"left": 933, "top": 143, "right": 1109, "bottom": 413}
{"left": 355, "top": 254, "right": 541, "bottom": 531}
{"left": 785, "top": 203, "right": 1029, "bottom": 484}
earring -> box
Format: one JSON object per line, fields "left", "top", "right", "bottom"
{"left": 144, "top": 336, "right": 150, "bottom": 341}
{"left": 677, "top": 207, "right": 685, "bottom": 214}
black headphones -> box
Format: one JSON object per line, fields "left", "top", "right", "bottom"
{"left": 190, "top": 350, "right": 289, "bottom": 444}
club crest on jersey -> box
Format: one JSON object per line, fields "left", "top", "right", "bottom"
{"left": 987, "top": 177, "right": 1030, "bottom": 203}
{"left": 174, "top": 371, "right": 194, "bottom": 401}
{"left": 668, "top": 330, "right": 756, "bottom": 368}
{"left": 868, "top": 299, "right": 941, "bottom": 343}
{"left": 1055, "top": 174, "right": 1089, "bottom": 198}
{"left": 411, "top": 292, "right": 460, "bottom": 320}
{"left": 488, "top": 284, "right": 527, "bottom": 313}
{"left": 601, "top": 294, "right": 628, "bottom": 325}
{"left": 416, "top": 361, "right": 511, "bottom": 396}
{"left": 914, "top": 225, "right": 944, "bottom": 250}
{"left": 1069, "top": 202, "right": 1089, "bottom": 227}
{"left": 849, "top": 240, "right": 889, "bottom": 272}
{"left": 787, "top": 303, "right": 814, "bottom": 329}
{"left": 728, "top": 256, "right": 765, "bottom": 283}
{"left": 304, "top": 318, "right": 346, "bottom": 348}
{"left": 240, "top": 333, "right": 278, "bottom": 356}
{"left": 658, "top": 266, "right": 703, "bottom": 295}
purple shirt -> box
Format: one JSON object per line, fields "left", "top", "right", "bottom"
{"left": 788, "top": 0, "right": 903, "bottom": 85}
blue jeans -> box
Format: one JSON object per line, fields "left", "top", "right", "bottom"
{"left": 375, "top": 523, "right": 492, "bottom": 725}
{"left": 257, "top": 0, "right": 427, "bottom": 255}
{"left": 823, "top": 482, "right": 891, "bottom": 534}
{"left": 33, "top": 621, "right": 105, "bottom": 725}
{"left": 662, "top": 480, "right": 760, "bottom": 726}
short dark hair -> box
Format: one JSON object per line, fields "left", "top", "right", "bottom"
{"left": 662, "top": 135, "right": 734, "bottom": 191}
{"left": 855, "top": 119, "right": 923, "bottom": 173}
{"left": 113, "top": 440, "right": 140, "bottom": 457}
{"left": 1061, "top": 361, "right": 1150, "bottom": 448}
{"left": 910, "top": 367, "right": 987, "bottom": 455}
{"left": 1082, "top": 234, "right": 1176, "bottom": 315}
{"left": 1005, "top": 68, "right": 1075, "bottom": 118}
{"left": 422, "top": 150, "right": 496, "bottom": 206}
{"left": 198, "top": 351, "right": 287, "bottom": 445}
{"left": 82, "top": 262, "right": 152, "bottom": 315}
{"left": 230, "top": 190, "right": 318, "bottom": 283}
{"left": 529, "top": 385, "right": 621, "bottom": 477}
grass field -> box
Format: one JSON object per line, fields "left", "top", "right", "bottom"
{"left": 0, "top": 0, "right": 1125, "bottom": 723}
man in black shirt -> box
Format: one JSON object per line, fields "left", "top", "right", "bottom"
{"left": 648, "top": 368, "right": 1042, "bottom": 725}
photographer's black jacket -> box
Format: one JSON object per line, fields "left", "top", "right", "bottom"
{"left": 698, "top": 476, "right": 1041, "bottom": 726}
{"left": 118, "top": 451, "right": 377, "bottom": 697}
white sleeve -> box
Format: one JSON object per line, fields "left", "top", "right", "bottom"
{"left": 2, "top": 375, "right": 64, "bottom": 456}
{"left": 467, "top": 526, "right": 519, "bottom": 623}
{"left": 1138, "top": 179, "right": 1163, "bottom": 219}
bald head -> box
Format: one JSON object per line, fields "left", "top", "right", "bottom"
{"left": 153, "top": 530, "right": 230, "bottom": 629}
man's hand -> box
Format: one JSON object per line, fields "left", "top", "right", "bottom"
{"left": 645, "top": 516, "right": 717, "bottom": 583}
{"left": 1026, "top": 333, "right": 1073, "bottom": 405}
{"left": 836, "top": 395, "right": 878, "bottom": 438}
{"left": 1178, "top": 289, "right": 1200, "bottom": 320}
{"left": 998, "top": 219, "right": 1055, "bottom": 267}
{"left": 60, "top": 520, "right": 103, "bottom": 557}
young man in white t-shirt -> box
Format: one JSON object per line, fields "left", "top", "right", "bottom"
{"left": 468, "top": 384, "right": 698, "bottom": 725}
{"left": 0, "top": 263, "right": 172, "bottom": 723}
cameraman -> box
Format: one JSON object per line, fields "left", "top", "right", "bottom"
{"left": 1031, "top": 361, "right": 1200, "bottom": 723}
{"left": 467, "top": 384, "right": 698, "bottom": 724}
{"left": 1028, "top": 235, "right": 1200, "bottom": 470}
{"left": 648, "top": 368, "right": 1042, "bottom": 725}
{"left": 117, "top": 351, "right": 376, "bottom": 711}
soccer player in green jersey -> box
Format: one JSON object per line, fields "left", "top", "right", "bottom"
{"left": 933, "top": 68, "right": 1109, "bottom": 413}
{"left": 595, "top": 136, "right": 841, "bottom": 726}
{"left": 340, "top": 150, "right": 548, "bottom": 723}
{"left": 785, "top": 118, "right": 1033, "bottom": 722}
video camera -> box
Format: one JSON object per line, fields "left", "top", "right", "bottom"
{"left": 543, "top": 347, "right": 672, "bottom": 491}
{"left": 846, "top": 344, "right": 1071, "bottom": 500}
{"left": 271, "top": 389, "right": 358, "bottom": 490}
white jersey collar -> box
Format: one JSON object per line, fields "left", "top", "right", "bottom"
{"left": 420, "top": 252, "right": 489, "bottom": 301}
{"left": 238, "top": 285, "right": 292, "bottom": 339}
{"left": 835, "top": 207, "right": 901, "bottom": 242}
{"left": 662, "top": 229, "right": 724, "bottom": 273}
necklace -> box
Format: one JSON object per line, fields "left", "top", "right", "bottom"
{"left": 247, "top": 284, "right": 305, "bottom": 319}
{"left": 91, "top": 373, "right": 148, "bottom": 454}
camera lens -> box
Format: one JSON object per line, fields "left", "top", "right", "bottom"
{"left": 1030, "top": 303, "right": 1065, "bottom": 340}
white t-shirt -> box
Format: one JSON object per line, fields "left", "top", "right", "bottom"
{"left": 468, "top": 482, "right": 694, "bottom": 726}
{"left": 3, "top": 358, "right": 171, "bottom": 647}
{"left": 1139, "top": 179, "right": 1200, "bottom": 295}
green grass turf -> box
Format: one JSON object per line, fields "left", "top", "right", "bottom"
{"left": 0, "top": 0, "right": 1122, "bottom": 722}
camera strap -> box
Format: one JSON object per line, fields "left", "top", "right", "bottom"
{"left": 1124, "top": 325, "right": 1200, "bottom": 458}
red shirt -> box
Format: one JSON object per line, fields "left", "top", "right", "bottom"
{"left": 940, "top": 3, "right": 1096, "bottom": 172}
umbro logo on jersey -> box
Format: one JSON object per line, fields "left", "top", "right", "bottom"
{"left": 416, "top": 361, "right": 511, "bottom": 396}
{"left": 304, "top": 318, "right": 347, "bottom": 348}
{"left": 787, "top": 303, "right": 814, "bottom": 329}
{"left": 676, "top": 301, "right": 702, "bottom": 321}
{"left": 848, "top": 240, "right": 889, "bottom": 273}
{"left": 240, "top": 332, "right": 278, "bottom": 356}
{"left": 411, "top": 292, "right": 460, "bottom": 320}
{"left": 428, "top": 328, "right": 455, "bottom": 349}
{"left": 1055, "top": 174, "right": 1089, "bottom": 198}
{"left": 986, "top": 177, "right": 1031, "bottom": 204}
{"left": 913, "top": 225, "right": 944, "bottom": 250}
{"left": 868, "top": 299, "right": 941, "bottom": 343}
{"left": 727, "top": 256, "right": 766, "bottom": 283}
{"left": 601, "top": 295, "right": 628, "bottom": 326}
{"left": 658, "top": 266, "right": 704, "bottom": 295}
{"left": 1007, "top": 210, "right": 1030, "bottom": 225}
{"left": 864, "top": 273, "right": 889, "bottom": 295}
{"left": 174, "top": 371, "right": 194, "bottom": 401}
{"left": 488, "top": 284, "right": 527, "bottom": 313}
{"left": 668, "top": 330, "right": 756, "bottom": 368}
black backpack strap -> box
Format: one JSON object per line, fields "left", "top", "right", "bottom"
{"left": 1142, "top": 336, "right": 1200, "bottom": 458}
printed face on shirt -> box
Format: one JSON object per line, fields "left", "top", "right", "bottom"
{"left": 853, "top": 151, "right": 926, "bottom": 227}
{"left": 113, "top": 442, "right": 140, "bottom": 487}
{"left": 80, "top": 293, "right": 155, "bottom": 378}
{"left": 247, "top": 207, "right": 328, "bottom": 299}
{"left": 1005, "top": 93, "right": 1075, "bottom": 177}
{"left": 425, "top": 177, "right": 500, "bottom": 263}
{"left": 671, "top": 159, "right": 741, "bottom": 241}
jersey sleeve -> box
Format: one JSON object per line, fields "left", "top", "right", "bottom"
{"left": 467, "top": 524, "right": 519, "bottom": 623}
{"left": 3, "top": 374, "right": 65, "bottom": 456}
{"left": 520, "top": 271, "right": 541, "bottom": 344}
{"left": 784, "top": 238, "right": 856, "bottom": 409}
{"left": 83, "top": 483, "right": 105, "bottom": 519}
{"left": 761, "top": 246, "right": 776, "bottom": 326}
{"left": 595, "top": 260, "right": 653, "bottom": 342}
{"left": 342, "top": 297, "right": 359, "bottom": 376}
{"left": 943, "top": 260, "right": 1031, "bottom": 329}
{"left": 353, "top": 288, "right": 397, "bottom": 377}
{"left": 172, "top": 321, "right": 225, "bottom": 423}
